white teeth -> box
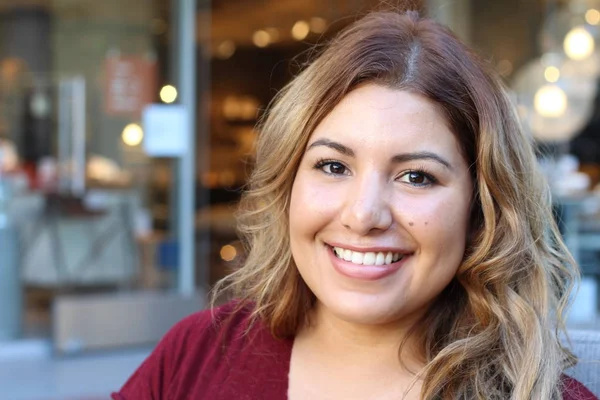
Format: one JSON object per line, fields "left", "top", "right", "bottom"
{"left": 351, "top": 252, "right": 364, "bottom": 264}
{"left": 343, "top": 249, "right": 352, "bottom": 261}
{"left": 385, "top": 252, "right": 393, "bottom": 264}
{"left": 363, "top": 252, "right": 376, "bottom": 265}
{"left": 332, "top": 246, "right": 405, "bottom": 266}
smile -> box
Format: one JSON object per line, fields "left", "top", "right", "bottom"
{"left": 331, "top": 246, "right": 404, "bottom": 266}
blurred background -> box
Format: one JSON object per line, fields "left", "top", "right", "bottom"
{"left": 0, "top": 0, "right": 600, "bottom": 398}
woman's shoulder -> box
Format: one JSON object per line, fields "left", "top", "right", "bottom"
{"left": 113, "top": 300, "right": 284, "bottom": 399}
{"left": 562, "top": 374, "right": 599, "bottom": 400}
{"left": 141, "top": 299, "right": 263, "bottom": 365}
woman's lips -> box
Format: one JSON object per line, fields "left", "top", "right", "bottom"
{"left": 327, "top": 245, "right": 407, "bottom": 281}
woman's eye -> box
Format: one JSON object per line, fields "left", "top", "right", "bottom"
{"left": 399, "top": 171, "right": 434, "bottom": 186}
{"left": 319, "top": 161, "right": 347, "bottom": 175}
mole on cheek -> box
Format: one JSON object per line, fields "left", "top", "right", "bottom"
{"left": 409, "top": 222, "right": 414, "bottom": 226}
{"left": 425, "top": 221, "right": 429, "bottom": 225}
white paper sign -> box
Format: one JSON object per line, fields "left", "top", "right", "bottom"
{"left": 142, "top": 104, "right": 188, "bottom": 157}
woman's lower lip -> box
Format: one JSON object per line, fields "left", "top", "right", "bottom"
{"left": 327, "top": 246, "right": 405, "bottom": 280}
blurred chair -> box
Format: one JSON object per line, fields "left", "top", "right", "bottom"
{"left": 19, "top": 190, "right": 138, "bottom": 287}
{"left": 565, "top": 329, "right": 600, "bottom": 396}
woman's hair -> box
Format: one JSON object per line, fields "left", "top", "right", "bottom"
{"left": 212, "top": 9, "right": 579, "bottom": 399}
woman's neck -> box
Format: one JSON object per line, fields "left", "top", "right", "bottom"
{"left": 297, "top": 302, "right": 426, "bottom": 372}
{"left": 288, "top": 303, "right": 426, "bottom": 400}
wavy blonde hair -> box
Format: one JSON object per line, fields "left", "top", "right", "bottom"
{"left": 211, "top": 10, "right": 579, "bottom": 399}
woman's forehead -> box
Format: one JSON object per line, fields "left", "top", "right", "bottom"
{"left": 306, "top": 85, "right": 464, "bottom": 160}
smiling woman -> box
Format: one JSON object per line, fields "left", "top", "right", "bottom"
{"left": 113, "top": 8, "right": 597, "bottom": 400}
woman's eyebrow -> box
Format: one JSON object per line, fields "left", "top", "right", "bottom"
{"left": 306, "top": 138, "right": 355, "bottom": 157}
{"left": 307, "top": 139, "right": 453, "bottom": 170}
{"left": 392, "top": 151, "right": 453, "bottom": 170}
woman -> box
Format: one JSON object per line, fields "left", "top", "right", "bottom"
{"left": 113, "top": 10, "right": 598, "bottom": 400}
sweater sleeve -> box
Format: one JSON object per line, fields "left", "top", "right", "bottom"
{"left": 111, "top": 309, "right": 214, "bottom": 400}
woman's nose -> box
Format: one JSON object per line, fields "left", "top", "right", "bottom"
{"left": 339, "top": 174, "right": 393, "bottom": 235}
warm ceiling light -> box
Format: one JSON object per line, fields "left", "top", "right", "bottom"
{"left": 216, "top": 40, "right": 236, "bottom": 59}
{"left": 220, "top": 244, "right": 237, "bottom": 261}
{"left": 586, "top": 9, "right": 600, "bottom": 25}
{"left": 309, "top": 17, "right": 327, "bottom": 33}
{"left": 239, "top": 97, "right": 259, "bottom": 120}
{"left": 544, "top": 66, "right": 560, "bottom": 82}
{"left": 564, "top": 26, "right": 595, "bottom": 60}
{"left": 122, "top": 123, "right": 143, "bottom": 146}
{"left": 265, "top": 27, "right": 280, "bottom": 43}
{"left": 160, "top": 85, "right": 178, "bottom": 103}
{"left": 292, "top": 20, "right": 310, "bottom": 41}
{"left": 534, "top": 85, "right": 567, "bottom": 118}
{"left": 223, "top": 96, "right": 241, "bottom": 120}
{"left": 253, "top": 30, "right": 270, "bottom": 48}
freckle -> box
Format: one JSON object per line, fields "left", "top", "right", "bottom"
{"left": 409, "top": 222, "right": 414, "bottom": 226}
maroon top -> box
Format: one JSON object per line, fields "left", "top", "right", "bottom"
{"left": 112, "top": 301, "right": 597, "bottom": 400}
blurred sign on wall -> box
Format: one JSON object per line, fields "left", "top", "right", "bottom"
{"left": 104, "top": 55, "right": 157, "bottom": 116}
{"left": 142, "top": 104, "right": 188, "bottom": 157}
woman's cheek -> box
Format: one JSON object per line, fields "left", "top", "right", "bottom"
{"left": 302, "top": 180, "right": 346, "bottom": 213}
{"left": 399, "top": 195, "right": 468, "bottom": 240}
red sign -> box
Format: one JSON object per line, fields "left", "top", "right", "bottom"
{"left": 104, "top": 55, "right": 158, "bottom": 116}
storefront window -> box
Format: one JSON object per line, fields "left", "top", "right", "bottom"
{"left": 0, "top": 0, "right": 193, "bottom": 346}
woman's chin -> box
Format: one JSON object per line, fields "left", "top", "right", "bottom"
{"left": 320, "top": 294, "right": 409, "bottom": 327}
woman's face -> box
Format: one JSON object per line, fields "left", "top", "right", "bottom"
{"left": 289, "top": 84, "right": 473, "bottom": 326}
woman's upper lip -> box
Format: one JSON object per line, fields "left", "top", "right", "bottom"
{"left": 325, "top": 241, "right": 413, "bottom": 254}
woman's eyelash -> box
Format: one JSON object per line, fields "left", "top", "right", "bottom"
{"left": 399, "top": 167, "right": 438, "bottom": 185}
{"left": 313, "top": 158, "right": 341, "bottom": 169}
{"left": 313, "top": 158, "right": 333, "bottom": 169}
{"left": 313, "top": 158, "right": 348, "bottom": 174}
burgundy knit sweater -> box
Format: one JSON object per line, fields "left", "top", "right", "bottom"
{"left": 112, "top": 301, "right": 597, "bottom": 399}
